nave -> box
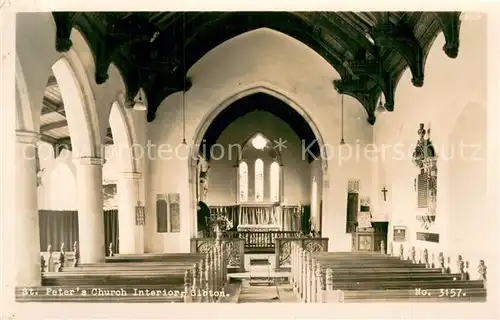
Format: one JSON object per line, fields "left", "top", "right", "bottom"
{"left": 16, "top": 238, "right": 487, "bottom": 303}
{"left": 8, "top": 10, "right": 497, "bottom": 318}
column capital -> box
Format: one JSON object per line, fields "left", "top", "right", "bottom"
{"left": 120, "top": 172, "right": 142, "bottom": 180}
{"left": 15, "top": 130, "right": 40, "bottom": 145}
{"left": 74, "top": 157, "right": 104, "bottom": 166}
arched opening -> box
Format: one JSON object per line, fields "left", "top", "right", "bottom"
{"left": 107, "top": 99, "right": 145, "bottom": 254}
{"left": 311, "top": 177, "right": 318, "bottom": 231}
{"left": 35, "top": 56, "right": 102, "bottom": 257}
{"left": 189, "top": 89, "right": 327, "bottom": 239}
{"left": 238, "top": 161, "right": 249, "bottom": 203}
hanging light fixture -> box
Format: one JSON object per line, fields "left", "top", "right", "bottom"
{"left": 251, "top": 133, "right": 267, "bottom": 150}
{"left": 135, "top": 179, "right": 146, "bottom": 226}
{"left": 133, "top": 89, "right": 147, "bottom": 111}
{"left": 340, "top": 94, "right": 346, "bottom": 145}
{"left": 181, "top": 12, "right": 187, "bottom": 145}
{"left": 376, "top": 94, "right": 386, "bottom": 113}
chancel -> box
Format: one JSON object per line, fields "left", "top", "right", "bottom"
{"left": 7, "top": 10, "right": 497, "bottom": 312}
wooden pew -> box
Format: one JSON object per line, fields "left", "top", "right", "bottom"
{"left": 16, "top": 271, "right": 195, "bottom": 303}
{"left": 290, "top": 242, "right": 488, "bottom": 303}
{"left": 105, "top": 253, "right": 206, "bottom": 263}
{"left": 19, "top": 241, "right": 229, "bottom": 303}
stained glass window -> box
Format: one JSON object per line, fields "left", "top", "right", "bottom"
{"left": 239, "top": 161, "right": 248, "bottom": 202}
{"left": 254, "top": 159, "right": 264, "bottom": 202}
{"left": 270, "top": 161, "right": 280, "bottom": 202}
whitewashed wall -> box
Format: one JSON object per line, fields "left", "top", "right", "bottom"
{"left": 146, "top": 28, "right": 372, "bottom": 252}
{"left": 373, "top": 17, "right": 488, "bottom": 266}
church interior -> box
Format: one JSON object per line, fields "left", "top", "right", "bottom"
{"left": 9, "top": 10, "right": 497, "bottom": 307}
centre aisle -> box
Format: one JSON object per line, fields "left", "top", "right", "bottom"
{"left": 236, "top": 280, "right": 300, "bottom": 303}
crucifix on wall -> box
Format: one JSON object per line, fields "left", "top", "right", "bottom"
{"left": 381, "top": 187, "right": 388, "bottom": 202}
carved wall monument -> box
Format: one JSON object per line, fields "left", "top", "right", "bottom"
{"left": 412, "top": 123, "right": 438, "bottom": 233}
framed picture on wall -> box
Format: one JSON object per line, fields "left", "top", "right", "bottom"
{"left": 168, "top": 193, "right": 181, "bottom": 233}
{"left": 393, "top": 225, "right": 407, "bottom": 242}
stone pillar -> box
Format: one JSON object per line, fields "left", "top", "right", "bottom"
{"left": 15, "top": 131, "right": 42, "bottom": 286}
{"left": 75, "top": 157, "right": 105, "bottom": 263}
{"left": 118, "top": 172, "right": 143, "bottom": 254}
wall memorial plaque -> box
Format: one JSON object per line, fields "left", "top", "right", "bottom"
{"left": 168, "top": 193, "right": 181, "bottom": 233}
{"left": 416, "top": 232, "right": 439, "bottom": 243}
{"left": 393, "top": 226, "right": 406, "bottom": 242}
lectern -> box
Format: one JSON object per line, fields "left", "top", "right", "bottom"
{"left": 351, "top": 211, "right": 376, "bottom": 252}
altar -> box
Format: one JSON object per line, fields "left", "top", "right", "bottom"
{"left": 237, "top": 224, "right": 281, "bottom": 232}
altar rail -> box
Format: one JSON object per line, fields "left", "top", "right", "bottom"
{"left": 225, "top": 231, "right": 301, "bottom": 253}
{"left": 275, "top": 237, "right": 329, "bottom": 272}
{"left": 190, "top": 237, "right": 245, "bottom": 273}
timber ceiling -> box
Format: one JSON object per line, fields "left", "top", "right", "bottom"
{"left": 53, "top": 11, "right": 461, "bottom": 125}
{"left": 40, "top": 71, "right": 113, "bottom": 153}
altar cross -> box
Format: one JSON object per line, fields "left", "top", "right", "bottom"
{"left": 381, "top": 187, "right": 388, "bottom": 201}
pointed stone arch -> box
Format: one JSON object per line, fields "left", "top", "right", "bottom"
{"left": 109, "top": 99, "right": 139, "bottom": 174}
{"left": 188, "top": 82, "right": 328, "bottom": 235}
{"left": 51, "top": 56, "right": 101, "bottom": 158}
{"left": 15, "top": 56, "right": 36, "bottom": 132}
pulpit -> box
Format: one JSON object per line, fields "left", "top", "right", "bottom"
{"left": 351, "top": 211, "right": 377, "bottom": 252}
{"left": 352, "top": 226, "right": 376, "bottom": 252}
{"left": 351, "top": 211, "right": 388, "bottom": 253}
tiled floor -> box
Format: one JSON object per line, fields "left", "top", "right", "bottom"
{"left": 236, "top": 279, "right": 300, "bottom": 303}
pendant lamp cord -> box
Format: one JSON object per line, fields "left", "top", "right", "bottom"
{"left": 182, "top": 12, "right": 187, "bottom": 143}
{"left": 341, "top": 94, "right": 344, "bottom": 141}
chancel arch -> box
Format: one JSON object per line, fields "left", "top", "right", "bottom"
{"left": 11, "top": 12, "right": 497, "bottom": 311}
{"left": 189, "top": 88, "right": 327, "bottom": 236}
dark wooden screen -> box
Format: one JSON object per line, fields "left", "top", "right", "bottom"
{"left": 301, "top": 205, "right": 311, "bottom": 234}
{"left": 103, "top": 209, "right": 119, "bottom": 254}
{"left": 38, "top": 210, "right": 79, "bottom": 251}
{"left": 39, "top": 210, "right": 119, "bottom": 254}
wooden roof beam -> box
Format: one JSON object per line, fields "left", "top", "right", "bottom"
{"left": 41, "top": 97, "right": 66, "bottom": 116}
{"left": 311, "top": 13, "right": 376, "bottom": 58}
{"left": 40, "top": 120, "right": 68, "bottom": 132}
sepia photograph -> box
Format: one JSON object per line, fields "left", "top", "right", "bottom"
{"left": 2, "top": 2, "right": 499, "bottom": 319}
